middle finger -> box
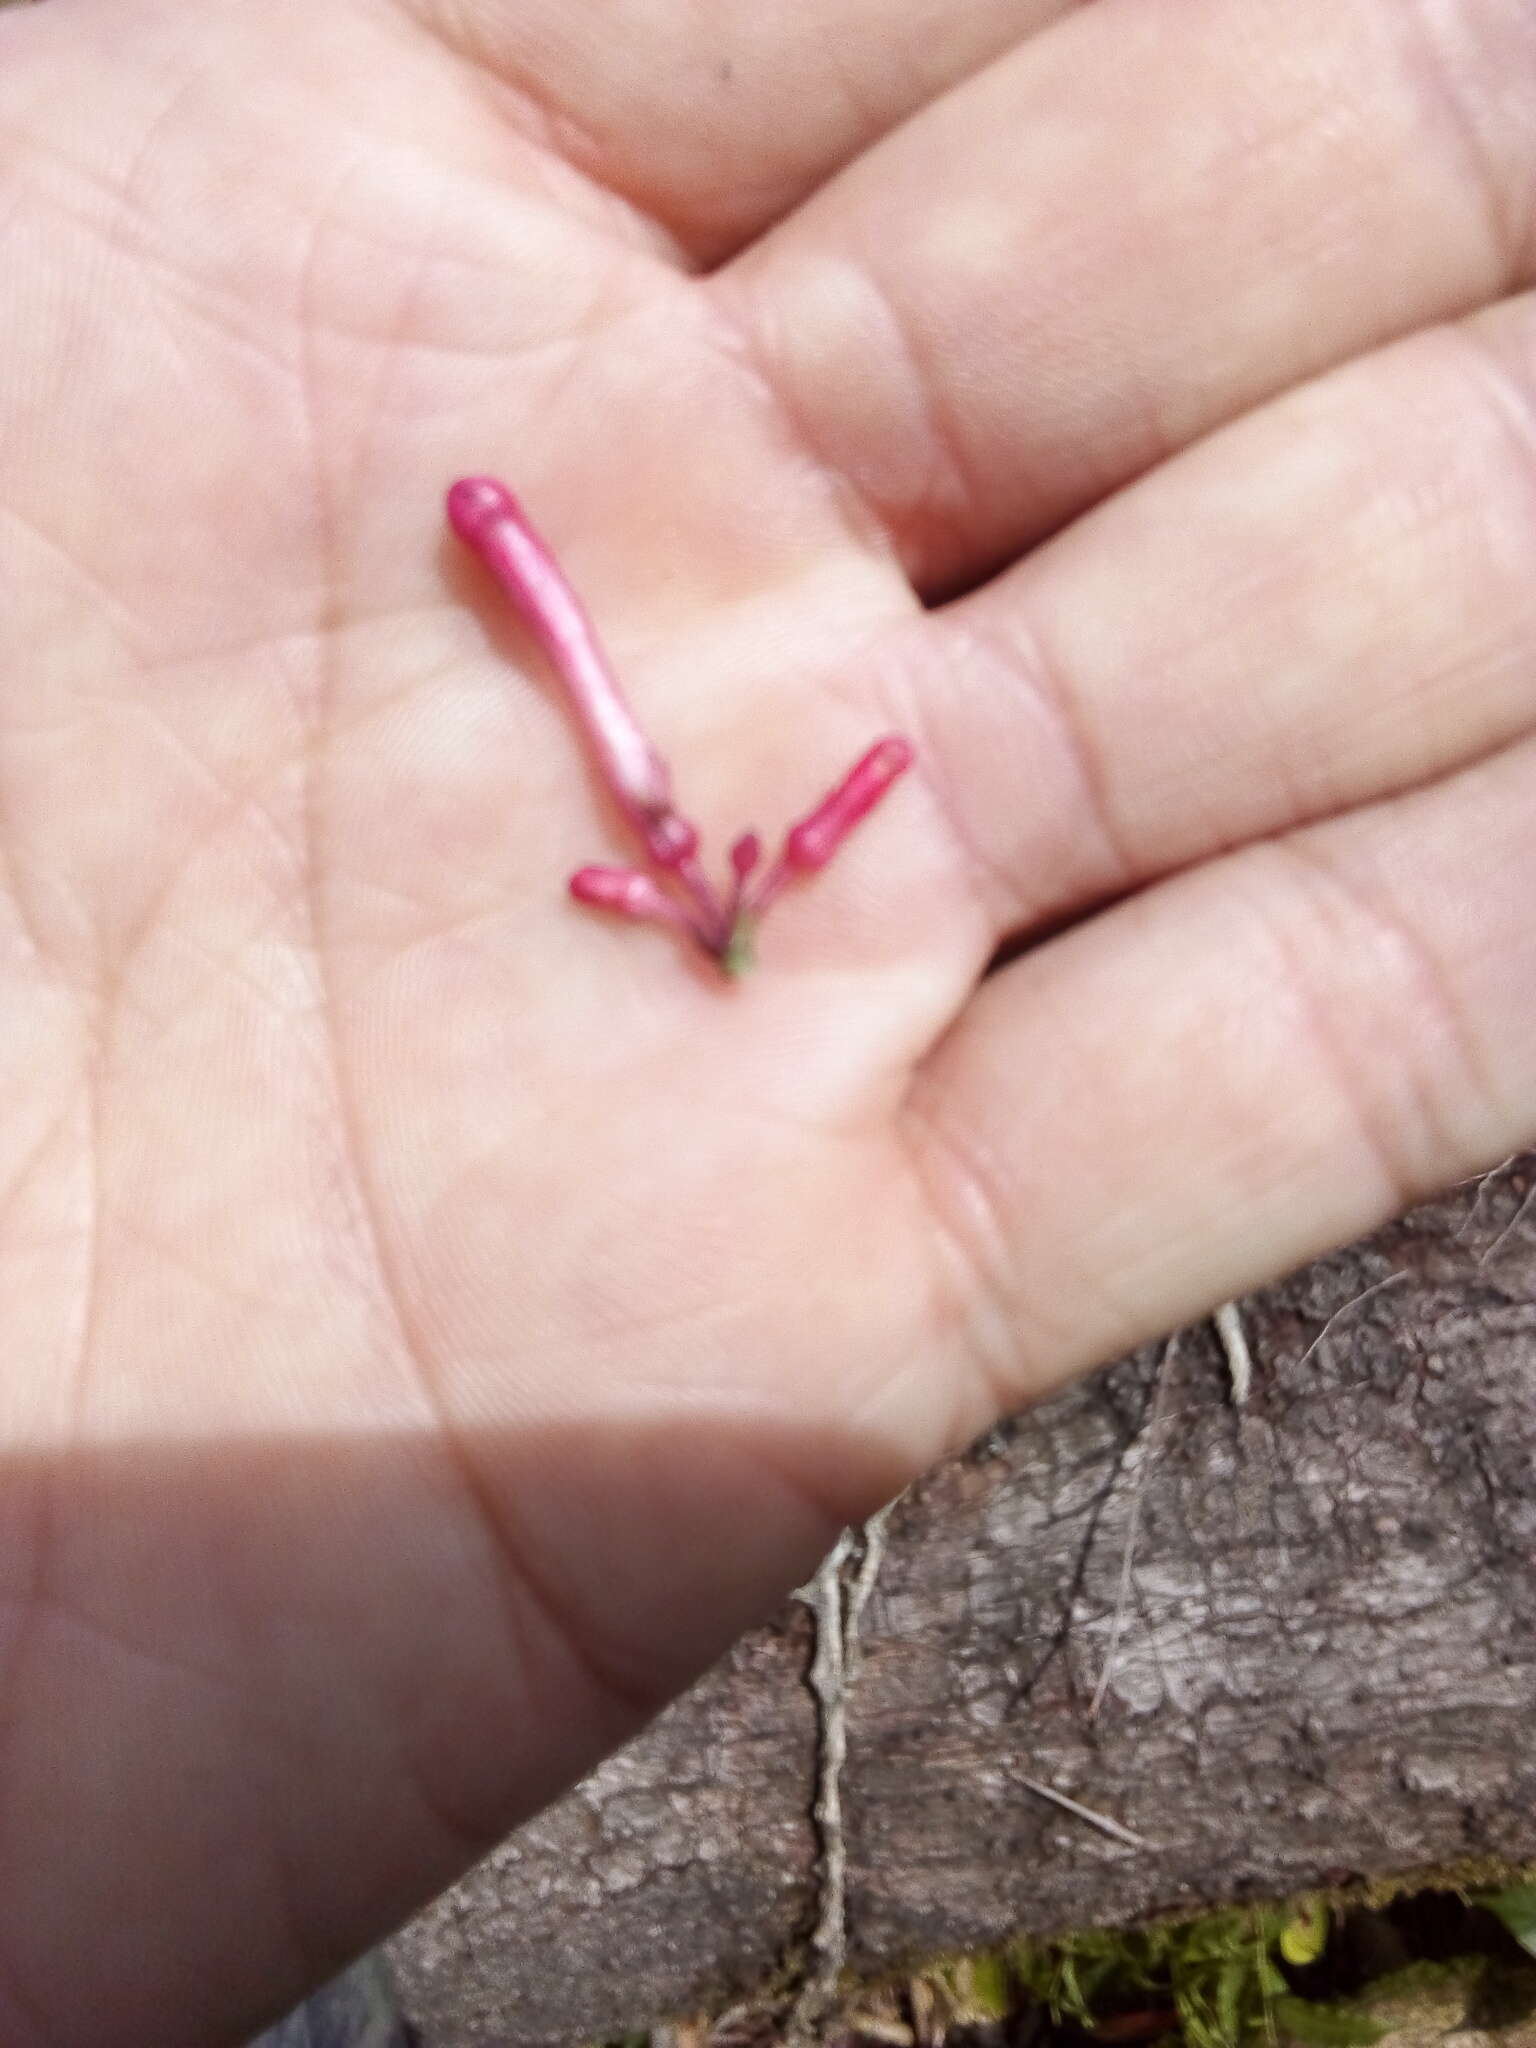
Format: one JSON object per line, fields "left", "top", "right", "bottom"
{"left": 718, "top": 0, "right": 1536, "bottom": 594}
{"left": 878, "top": 289, "right": 1536, "bottom": 950}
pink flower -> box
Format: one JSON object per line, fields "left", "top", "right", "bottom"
{"left": 448, "top": 478, "right": 913, "bottom": 974}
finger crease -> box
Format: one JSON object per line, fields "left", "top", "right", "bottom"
{"left": 1263, "top": 835, "right": 1495, "bottom": 1206}
{"left": 898, "top": 1068, "right": 1026, "bottom": 1407}
{"left": 1394, "top": 0, "right": 1534, "bottom": 279}
{"left": 948, "top": 608, "right": 1142, "bottom": 919}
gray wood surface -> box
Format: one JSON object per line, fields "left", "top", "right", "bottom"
{"left": 252, "top": 1957, "right": 416, "bottom": 2048}
{"left": 389, "top": 1160, "right": 1536, "bottom": 2046}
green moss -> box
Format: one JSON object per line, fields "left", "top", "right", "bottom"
{"left": 1003, "top": 1904, "right": 1293, "bottom": 2048}
{"left": 858, "top": 1861, "right": 1536, "bottom": 2048}
{"left": 1483, "top": 1882, "right": 1536, "bottom": 1962}
{"left": 1361, "top": 1954, "right": 1485, "bottom": 2000}
{"left": 594, "top": 1858, "right": 1536, "bottom": 2046}
{"left": 1354, "top": 1856, "right": 1536, "bottom": 1910}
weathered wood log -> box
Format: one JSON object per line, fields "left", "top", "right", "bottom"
{"left": 389, "top": 1159, "right": 1536, "bottom": 2047}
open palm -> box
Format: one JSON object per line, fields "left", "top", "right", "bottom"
{"left": 3, "top": 0, "right": 1535, "bottom": 2041}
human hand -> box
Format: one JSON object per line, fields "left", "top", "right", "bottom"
{"left": 2, "top": 0, "right": 1534, "bottom": 2040}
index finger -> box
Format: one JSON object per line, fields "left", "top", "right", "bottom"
{"left": 390, "top": 0, "right": 1077, "bottom": 261}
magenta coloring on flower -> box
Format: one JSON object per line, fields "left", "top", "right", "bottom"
{"left": 447, "top": 477, "right": 912, "bottom": 974}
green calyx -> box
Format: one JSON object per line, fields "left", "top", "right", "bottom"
{"left": 721, "top": 920, "right": 757, "bottom": 978}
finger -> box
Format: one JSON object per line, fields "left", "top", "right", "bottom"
{"left": 904, "top": 730, "right": 1536, "bottom": 1433}
{"left": 874, "top": 289, "right": 1536, "bottom": 951}
{"left": 392, "top": 0, "right": 1076, "bottom": 263}
{"left": 719, "top": 0, "right": 1536, "bottom": 591}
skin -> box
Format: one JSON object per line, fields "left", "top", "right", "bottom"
{"left": 2, "top": 0, "right": 1536, "bottom": 2038}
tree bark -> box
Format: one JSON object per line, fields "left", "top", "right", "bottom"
{"left": 389, "top": 1158, "right": 1536, "bottom": 2047}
